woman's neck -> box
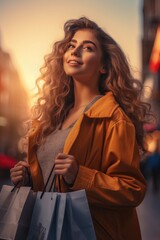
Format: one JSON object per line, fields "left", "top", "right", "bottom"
{"left": 73, "top": 81, "right": 100, "bottom": 109}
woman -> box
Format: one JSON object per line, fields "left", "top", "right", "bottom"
{"left": 10, "top": 17, "right": 151, "bottom": 240}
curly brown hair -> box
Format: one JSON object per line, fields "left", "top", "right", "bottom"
{"left": 30, "top": 16, "right": 152, "bottom": 151}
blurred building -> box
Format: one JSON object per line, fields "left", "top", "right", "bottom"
{"left": 0, "top": 43, "right": 29, "bottom": 162}
{"left": 142, "top": 0, "right": 160, "bottom": 123}
{"left": 142, "top": 0, "right": 160, "bottom": 77}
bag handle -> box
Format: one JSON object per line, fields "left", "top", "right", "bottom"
{"left": 48, "top": 175, "right": 61, "bottom": 193}
{"left": 11, "top": 181, "right": 20, "bottom": 192}
{"left": 40, "top": 164, "right": 62, "bottom": 198}
{"left": 12, "top": 163, "right": 61, "bottom": 197}
{"left": 40, "top": 163, "right": 55, "bottom": 198}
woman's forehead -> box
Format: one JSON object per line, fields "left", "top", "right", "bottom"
{"left": 71, "top": 29, "right": 100, "bottom": 47}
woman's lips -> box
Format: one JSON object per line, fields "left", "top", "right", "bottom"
{"left": 67, "top": 59, "right": 83, "bottom": 66}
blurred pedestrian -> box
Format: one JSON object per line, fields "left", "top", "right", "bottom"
{"left": 148, "top": 139, "right": 160, "bottom": 192}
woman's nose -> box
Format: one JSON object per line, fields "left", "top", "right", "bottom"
{"left": 71, "top": 47, "right": 81, "bottom": 56}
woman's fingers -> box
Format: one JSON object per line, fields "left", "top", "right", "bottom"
{"left": 11, "top": 175, "right": 24, "bottom": 184}
{"left": 10, "top": 161, "right": 30, "bottom": 185}
{"left": 56, "top": 153, "right": 73, "bottom": 159}
{"left": 10, "top": 165, "right": 23, "bottom": 173}
{"left": 13, "top": 160, "right": 29, "bottom": 168}
{"left": 54, "top": 158, "right": 72, "bottom": 167}
{"left": 54, "top": 158, "right": 73, "bottom": 172}
{"left": 54, "top": 153, "right": 79, "bottom": 184}
{"left": 11, "top": 169, "right": 23, "bottom": 176}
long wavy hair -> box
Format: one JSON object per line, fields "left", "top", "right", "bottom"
{"left": 30, "top": 16, "right": 152, "bottom": 151}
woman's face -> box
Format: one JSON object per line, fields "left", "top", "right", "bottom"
{"left": 63, "top": 29, "right": 104, "bottom": 85}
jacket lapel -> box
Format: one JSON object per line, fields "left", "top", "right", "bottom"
{"left": 63, "top": 91, "right": 119, "bottom": 154}
{"left": 63, "top": 114, "right": 84, "bottom": 154}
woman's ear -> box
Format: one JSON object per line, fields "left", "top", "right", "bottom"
{"left": 100, "top": 66, "right": 107, "bottom": 74}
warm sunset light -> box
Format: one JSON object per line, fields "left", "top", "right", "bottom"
{"left": 0, "top": 0, "right": 142, "bottom": 104}
{"left": 1, "top": 2, "right": 160, "bottom": 240}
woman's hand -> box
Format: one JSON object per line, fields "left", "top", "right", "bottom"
{"left": 10, "top": 161, "right": 30, "bottom": 185}
{"left": 54, "top": 153, "right": 79, "bottom": 185}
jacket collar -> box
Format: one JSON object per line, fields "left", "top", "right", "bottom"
{"left": 84, "top": 91, "right": 119, "bottom": 118}
{"left": 30, "top": 91, "right": 119, "bottom": 136}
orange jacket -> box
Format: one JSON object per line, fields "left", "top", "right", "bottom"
{"left": 28, "top": 91, "right": 146, "bottom": 240}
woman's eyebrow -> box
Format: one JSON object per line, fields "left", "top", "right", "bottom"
{"left": 70, "top": 39, "right": 97, "bottom": 48}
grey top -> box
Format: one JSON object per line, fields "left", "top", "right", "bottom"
{"left": 37, "top": 95, "right": 102, "bottom": 189}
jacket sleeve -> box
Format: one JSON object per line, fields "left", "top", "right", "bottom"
{"left": 70, "top": 120, "right": 146, "bottom": 208}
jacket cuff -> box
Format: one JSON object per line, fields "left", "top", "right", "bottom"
{"left": 70, "top": 165, "right": 97, "bottom": 191}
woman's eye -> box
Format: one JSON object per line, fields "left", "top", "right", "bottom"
{"left": 68, "top": 44, "right": 75, "bottom": 49}
{"left": 83, "top": 46, "right": 93, "bottom": 51}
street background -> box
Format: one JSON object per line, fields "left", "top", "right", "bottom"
{"left": 1, "top": 1, "right": 160, "bottom": 239}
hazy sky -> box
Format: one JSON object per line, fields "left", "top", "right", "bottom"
{"left": 0, "top": 0, "right": 142, "bottom": 97}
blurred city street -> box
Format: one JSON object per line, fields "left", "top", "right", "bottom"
{"left": 0, "top": 169, "right": 11, "bottom": 190}
{"left": 137, "top": 180, "right": 160, "bottom": 240}
{"left": 0, "top": 1, "right": 160, "bottom": 240}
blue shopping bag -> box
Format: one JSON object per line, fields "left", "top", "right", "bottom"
{"left": 59, "top": 190, "right": 97, "bottom": 240}
{"left": 27, "top": 191, "right": 58, "bottom": 240}
{"left": 27, "top": 164, "right": 96, "bottom": 240}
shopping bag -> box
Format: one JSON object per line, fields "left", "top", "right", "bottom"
{"left": 57, "top": 190, "right": 97, "bottom": 240}
{"left": 27, "top": 164, "right": 96, "bottom": 240}
{"left": 28, "top": 190, "right": 96, "bottom": 240}
{"left": 48, "top": 192, "right": 67, "bottom": 240}
{"left": 27, "top": 191, "right": 58, "bottom": 240}
{"left": 0, "top": 185, "right": 36, "bottom": 240}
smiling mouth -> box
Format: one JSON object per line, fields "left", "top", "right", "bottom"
{"left": 68, "top": 59, "right": 83, "bottom": 65}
